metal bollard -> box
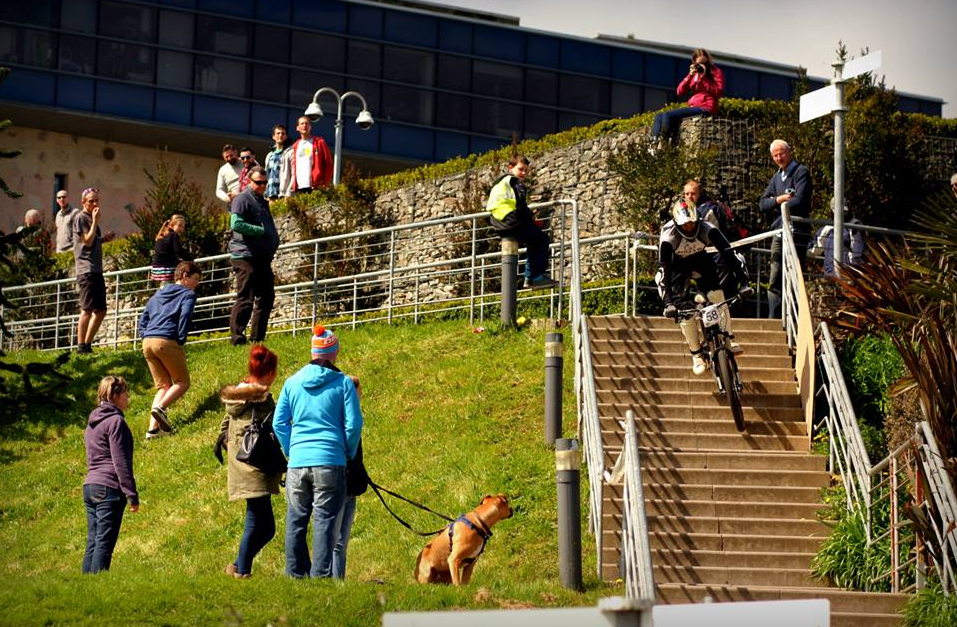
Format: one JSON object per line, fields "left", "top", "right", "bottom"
{"left": 500, "top": 238, "right": 518, "bottom": 327}
{"left": 544, "top": 330, "right": 563, "bottom": 446}
{"left": 556, "top": 438, "right": 583, "bottom": 591}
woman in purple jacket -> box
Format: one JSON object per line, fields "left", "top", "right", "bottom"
{"left": 82, "top": 375, "right": 139, "bottom": 574}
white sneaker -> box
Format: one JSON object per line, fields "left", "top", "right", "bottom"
{"left": 145, "top": 429, "right": 168, "bottom": 441}
{"left": 691, "top": 354, "right": 707, "bottom": 376}
{"left": 729, "top": 340, "right": 744, "bottom": 355}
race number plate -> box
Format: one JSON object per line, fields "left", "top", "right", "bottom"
{"left": 702, "top": 304, "right": 720, "bottom": 328}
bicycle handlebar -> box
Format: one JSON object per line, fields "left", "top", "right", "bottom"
{"left": 672, "top": 286, "right": 754, "bottom": 319}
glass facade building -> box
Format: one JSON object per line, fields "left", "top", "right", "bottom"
{"left": 0, "top": 0, "right": 944, "bottom": 167}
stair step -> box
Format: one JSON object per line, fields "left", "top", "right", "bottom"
{"left": 588, "top": 315, "right": 785, "bottom": 333}
{"left": 591, "top": 347, "right": 794, "bottom": 369}
{"left": 591, "top": 338, "right": 791, "bottom": 357}
{"left": 651, "top": 564, "right": 828, "bottom": 588}
{"left": 643, "top": 514, "right": 829, "bottom": 537}
{"left": 602, "top": 430, "right": 808, "bottom": 452}
{"left": 655, "top": 583, "right": 909, "bottom": 618}
{"left": 634, "top": 450, "right": 825, "bottom": 472}
{"left": 596, "top": 388, "right": 802, "bottom": 409}
{"left": 601, "top": 417, "right": 806, "bottom": 437}
{"left": 592, "top": 362, "right": 797, "bottom": 382}
{"left": 648, "top": 548, "right": 815, "bottom": 569}
{"left": 589, "top": 326, "right": 787, "bottom": 345}
{"left": 604, "top": 482, "right": 825, "bottom": 504}
{"left": 635, "top": 467, "right": 830, "bottom": 488}
{"left": 595, "top": 375, "right": 799, "bottom": 395}
{"left": 607, "top": 499, "right": 823, "bottom": 520}
{"left": 642, "top": 531, "right": 825, "bottom": 554}
{"left": 599, "top": 402, "right": 806, "bottom": 423}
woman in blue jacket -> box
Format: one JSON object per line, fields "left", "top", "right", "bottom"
{"left": 139, "top": 260, "right": 201, "bottom": 439}
{"left": 273, "top": 324, "right": 363, "bottom": 579}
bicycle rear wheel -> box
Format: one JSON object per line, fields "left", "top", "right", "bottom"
{"left": 716, "top": 349, "right": 745, "bottom": 432}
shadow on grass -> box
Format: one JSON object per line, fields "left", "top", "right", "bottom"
{"left": 0, "top": 348, "right": 151, "bottom": 463}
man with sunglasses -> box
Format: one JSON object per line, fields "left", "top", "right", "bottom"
{"left": 54, "top": 190, "right": 81, "bottom": 253}
{"left": 228, "top": 166, "right": 280, "bottom": 346}
{"left": 216, "top": 144, "right": 244, "bottom": 206}
{"left": 237, "top": 147, "right": 260, "bottom": 192}
{"left": 73, "top": 188, "right": 117, "bottom": 354}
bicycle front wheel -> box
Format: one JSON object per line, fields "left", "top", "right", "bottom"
{"left": 716, "top": 349, "right": 745, "bottom": 432}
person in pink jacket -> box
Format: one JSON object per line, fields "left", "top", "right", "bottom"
{"left": 652, "top": 48, "right": 725, "bottom": 143}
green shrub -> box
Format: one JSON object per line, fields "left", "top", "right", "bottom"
{"left": 903, "top": 583, "right": 957, "bottom": 627}
{"left": 839, "top": 333, "right": 904, "bottom": 461}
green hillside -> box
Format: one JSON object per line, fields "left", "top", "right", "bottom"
{"left": 0, "top": 321, "right": 614, "bottom": 626}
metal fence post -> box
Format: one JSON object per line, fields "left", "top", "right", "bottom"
{"left": 545, "top": 330, "right": 564, "bottom": 446}
{"left": 388, "top": 231, "right": 396, "bottom": 325}
{"left": 112, "top": 275, "right": 120, "bottom": 349}
{"left": 469, "top": 218, "right": 478, "bottom": 325}
{"left": 54, "top": 282, "right": 62, "bottom": 349}
{"left": 556, "top": 438, "right": 583, "bottom": 591}
{"left": 501, "top": 238, "right": 518, "bottom": 327}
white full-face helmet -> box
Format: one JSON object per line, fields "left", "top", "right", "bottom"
{"left": 672, "top": 199, "right": 699, "bottom": 239}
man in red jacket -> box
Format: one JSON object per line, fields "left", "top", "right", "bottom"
{"left": 281, "top": 116, "right": 333, "bottom": 195}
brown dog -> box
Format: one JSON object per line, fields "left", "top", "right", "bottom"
{"left": 414, "top": 494, "right": 512, "bottom": 585}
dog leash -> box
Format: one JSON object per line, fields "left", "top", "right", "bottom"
{"left": 367, "top": 479, "right": 456, "bottom": 537}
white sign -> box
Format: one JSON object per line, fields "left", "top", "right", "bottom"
{"left": 843, "top": 50, "right": 882, "bottom": 81}
{"left": 800, "top": 84, "right": 838, "bottom": 123}
{"left": 653, "top": 599, "right": 830, "bottom": 627}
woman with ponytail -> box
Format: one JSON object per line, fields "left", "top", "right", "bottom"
{"left": 150, "top": 215, "right": 191, "bottom": 285}
{"left": 218, "top": 344, "right": 282, "bottom": 579}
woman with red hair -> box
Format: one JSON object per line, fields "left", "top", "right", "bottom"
{"left": 217, "top": 344, "right": 281, "bottom": 578}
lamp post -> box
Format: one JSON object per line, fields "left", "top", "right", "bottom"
{"left": 303, "top": 88, "right": 374, "bottom": 186}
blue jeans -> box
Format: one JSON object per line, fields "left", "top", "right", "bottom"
{"left": 82, "top": 484, "right": 126, "bottom": 574}
{"left": 652, "top": 106, "right": 709, "bottom": 138}
{"left": 285, "top": 466, "right": 345, "bottom": 579}
{"left": 235, "top": 495, "right": 275, "bottom": 575}
{"left": 332, "top": 496, "right": 357, "bottom": 579}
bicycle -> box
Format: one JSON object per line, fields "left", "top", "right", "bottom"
{"left": 670, "top": 287, "right": 754, "bottom": 432}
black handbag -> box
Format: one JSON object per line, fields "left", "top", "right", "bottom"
{"left": 235, "top": 409, "right": 287, "bottom": 474}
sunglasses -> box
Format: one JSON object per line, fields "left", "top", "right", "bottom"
{"left": 240, "top": 155, "right": 253, "bottom": 160}
{"left": 249, "top": 178, "right": 267, "bottom": 186}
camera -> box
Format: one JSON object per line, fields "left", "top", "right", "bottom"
{"left": 694, "top": 63, "right": 706, "bottom": 74}
{"left": 785, "top": 187, "right": 796, "bottom": 195}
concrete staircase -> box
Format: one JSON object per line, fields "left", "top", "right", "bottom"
{"left": 588, "top": 314, "right": 909, "bottom": 627}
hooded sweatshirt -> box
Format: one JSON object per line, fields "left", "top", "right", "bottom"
{"left": 273, "top": 362, "right": 363, "bottom": 469}
{"left": 139, "top": 283, "right": 197, "bottom": 344}
{"left": 84, "top": 402, "right": 138, "bottom": 505}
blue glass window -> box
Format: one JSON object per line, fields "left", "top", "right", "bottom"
{"left": 473, "top": 61, "right": 522, "bottom": 100}
{"left": 644, "top": 87, "right": 669, "bottom": 112}
{"left": 157, "top": 50, "right": 193, "bottom": 89}
{"left": 383, "top": 47, "right": 435, "bottom": 86}
{"left": 348, "top": 41, "right": 381, "bottom": 78}
{"left": 159, "top": 10, "right": 194, "bottom": 48}
{"left": 760, "top": 73, "right": 790, "bottom": 101}
{"left": 193, "top": 95, "right": 249, "bottom": 133}
{"left": 256, "top": 0, "right": 290, "bottom": 24}
{"left": 97, "top": 41, "right": 154, "bottom": 83}
{"left": 196, "top": 16, "right": 249, "bottom": 56}
{"left": 612, "top": 49, "right": 643, "bottom": 82}
{"left": 897, "top": 97, "right": 919, "bottom": 114}
{"left": 195, "top": 56, "right": 246, "bottom": 98}
{"left": 470, "top": 99, "right": 520, "bottom": 137}
{"left": 0, "top": 68, "right": 55, "bottom": 105}
{"left": 470, "top": 135, "right": 506, "bottom": 155}
{"left": 1, "top": 28, "right": 55, "bottom": 69}
{"left": 57, "top": 75, "right": 94, "bottom": 110}
{"left": 342, "top": 120, "right": 378, "bottom": 153}
{"left": 294, "top": 0, "right": 346, "bottom": 33}
{"left": 726, "top": 68, "right": 758, "bottom": 100}
{"left": 100, "top": 1, "right": 155, "bottom": 42}
{"left": 473, "top": 26, "right": 522, "bottom": 62}
{"left": 525, "top": 107, "right": 557, "bottom": 139}
{"left": 611, "top": 82, "right": 642, "bottom": 118}
{"left": 644, "top": 54, "right": 676, "bottom": 87}
{"left": 525, "top": 69, "right": 557, "bottom": 106}
{"left": 155, "top": 89, "right": 192, "bottom": 125}
{"left": 59, "top": 36, "right": 96, "bottom": 74}
{"left": 198, "top": 0, "right": 253, "bottom": 18}
{"left": 343, "top": 78, "right": 379, "bottom": 118}
{"left": 60, "top": 0, "right": 97, "bottom": 34}
{"left": 289, "top": 70, "right": 342, "bottom": 110}
{"left": 250, "top": 103, "right": 288, "bottom": 138}
{"left": 526, "top": 35, "right": 559, "bottom": 68}
{"left": 348, "top": 4, "right": 383, "bottom": 38}
{"left": 919, "top": 100, "right": 942, "bottom": 116}
{"left": 254, "top": 25, "right": 289, "bottom": 64}
{"left": 438, "top": 20, "right": 471, "bottom": 53}
{"left": 559, "top": 111, "right": 599, "bottom": 131}
{"left": 96, "top": 81, "right": 153, "bottom": 119}
{"left": 434, "top": 131, "right": 469, "bottom": 161}
{"left": 381, "top": 124, "right": 433, "bottom": 160}
{"left": 560, "top": 40, "right": 609, "bottom": 75}
{"left": 435, "top": 92, "right": 469, "bottom": 131}
{"left": 437, "top": 55, "right": 470, "bottom": 91}
{"left": 0, "top": 0, "right": 54, "bottom": 26}
{"left": 559, "top": 75, "right": 609, "bottom": 113}
{"left": 381, "top": 84, "right": 433, "bottom": 125}
{"left": 159, "top": 0, "right": 196, "bottom": 8}
{"left": 291, "top": 31, "right": 345, "bottom": 72}
{"left": 251, "top": 65, "right": 288, "bottom": 103}
{"left": 383, "top": 11, "right": 437, "bottom": 48}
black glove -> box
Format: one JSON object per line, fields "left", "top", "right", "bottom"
{"left": 214, "top": 431, "right": 227, "bottom": 465}
{"left": 663, "top": 304, "right": 677, "bottom": 319}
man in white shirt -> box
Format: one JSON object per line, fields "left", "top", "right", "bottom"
{"left": 280, "top": 117, "right": 333, "bottom": 196}
{"left": 215, "top": 144, "right": 244, "bottom": 205}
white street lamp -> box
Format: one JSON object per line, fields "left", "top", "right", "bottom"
{"left": 304, "top": 88, "right": 374, "bottom": 186}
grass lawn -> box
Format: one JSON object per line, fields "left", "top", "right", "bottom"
{"left": 0, "top": 320, "right": 618, "bottom": 626}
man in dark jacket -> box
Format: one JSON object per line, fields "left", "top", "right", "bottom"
{"left": 228, "top": 166, "right": 280, "bottom": 345}
{"left": 758, "top": 139, "right": 813, "bottom": 318}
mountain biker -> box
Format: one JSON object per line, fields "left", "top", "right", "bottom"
{"left": 657, "top": 198, "right": 746, "bottom": 375}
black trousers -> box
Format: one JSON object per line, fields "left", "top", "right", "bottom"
{"left": 229, "top": 257, "right": 275, "bottom": 343}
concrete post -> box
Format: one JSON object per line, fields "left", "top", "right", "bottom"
{"left": 501, "top": 238, "right": 518, "bottom": 327}
{"left": 544, "top": 331, "right": 564, "bottom": 446}
{"left": 832, "top": 58, "right": 847, "bottom": 276}
{"left": 556, "top": 438, "right": 583, "bottom": 591}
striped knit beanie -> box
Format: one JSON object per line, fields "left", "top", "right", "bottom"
{"left": 311, "top": 324, "right": 339, "bottom": 362}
